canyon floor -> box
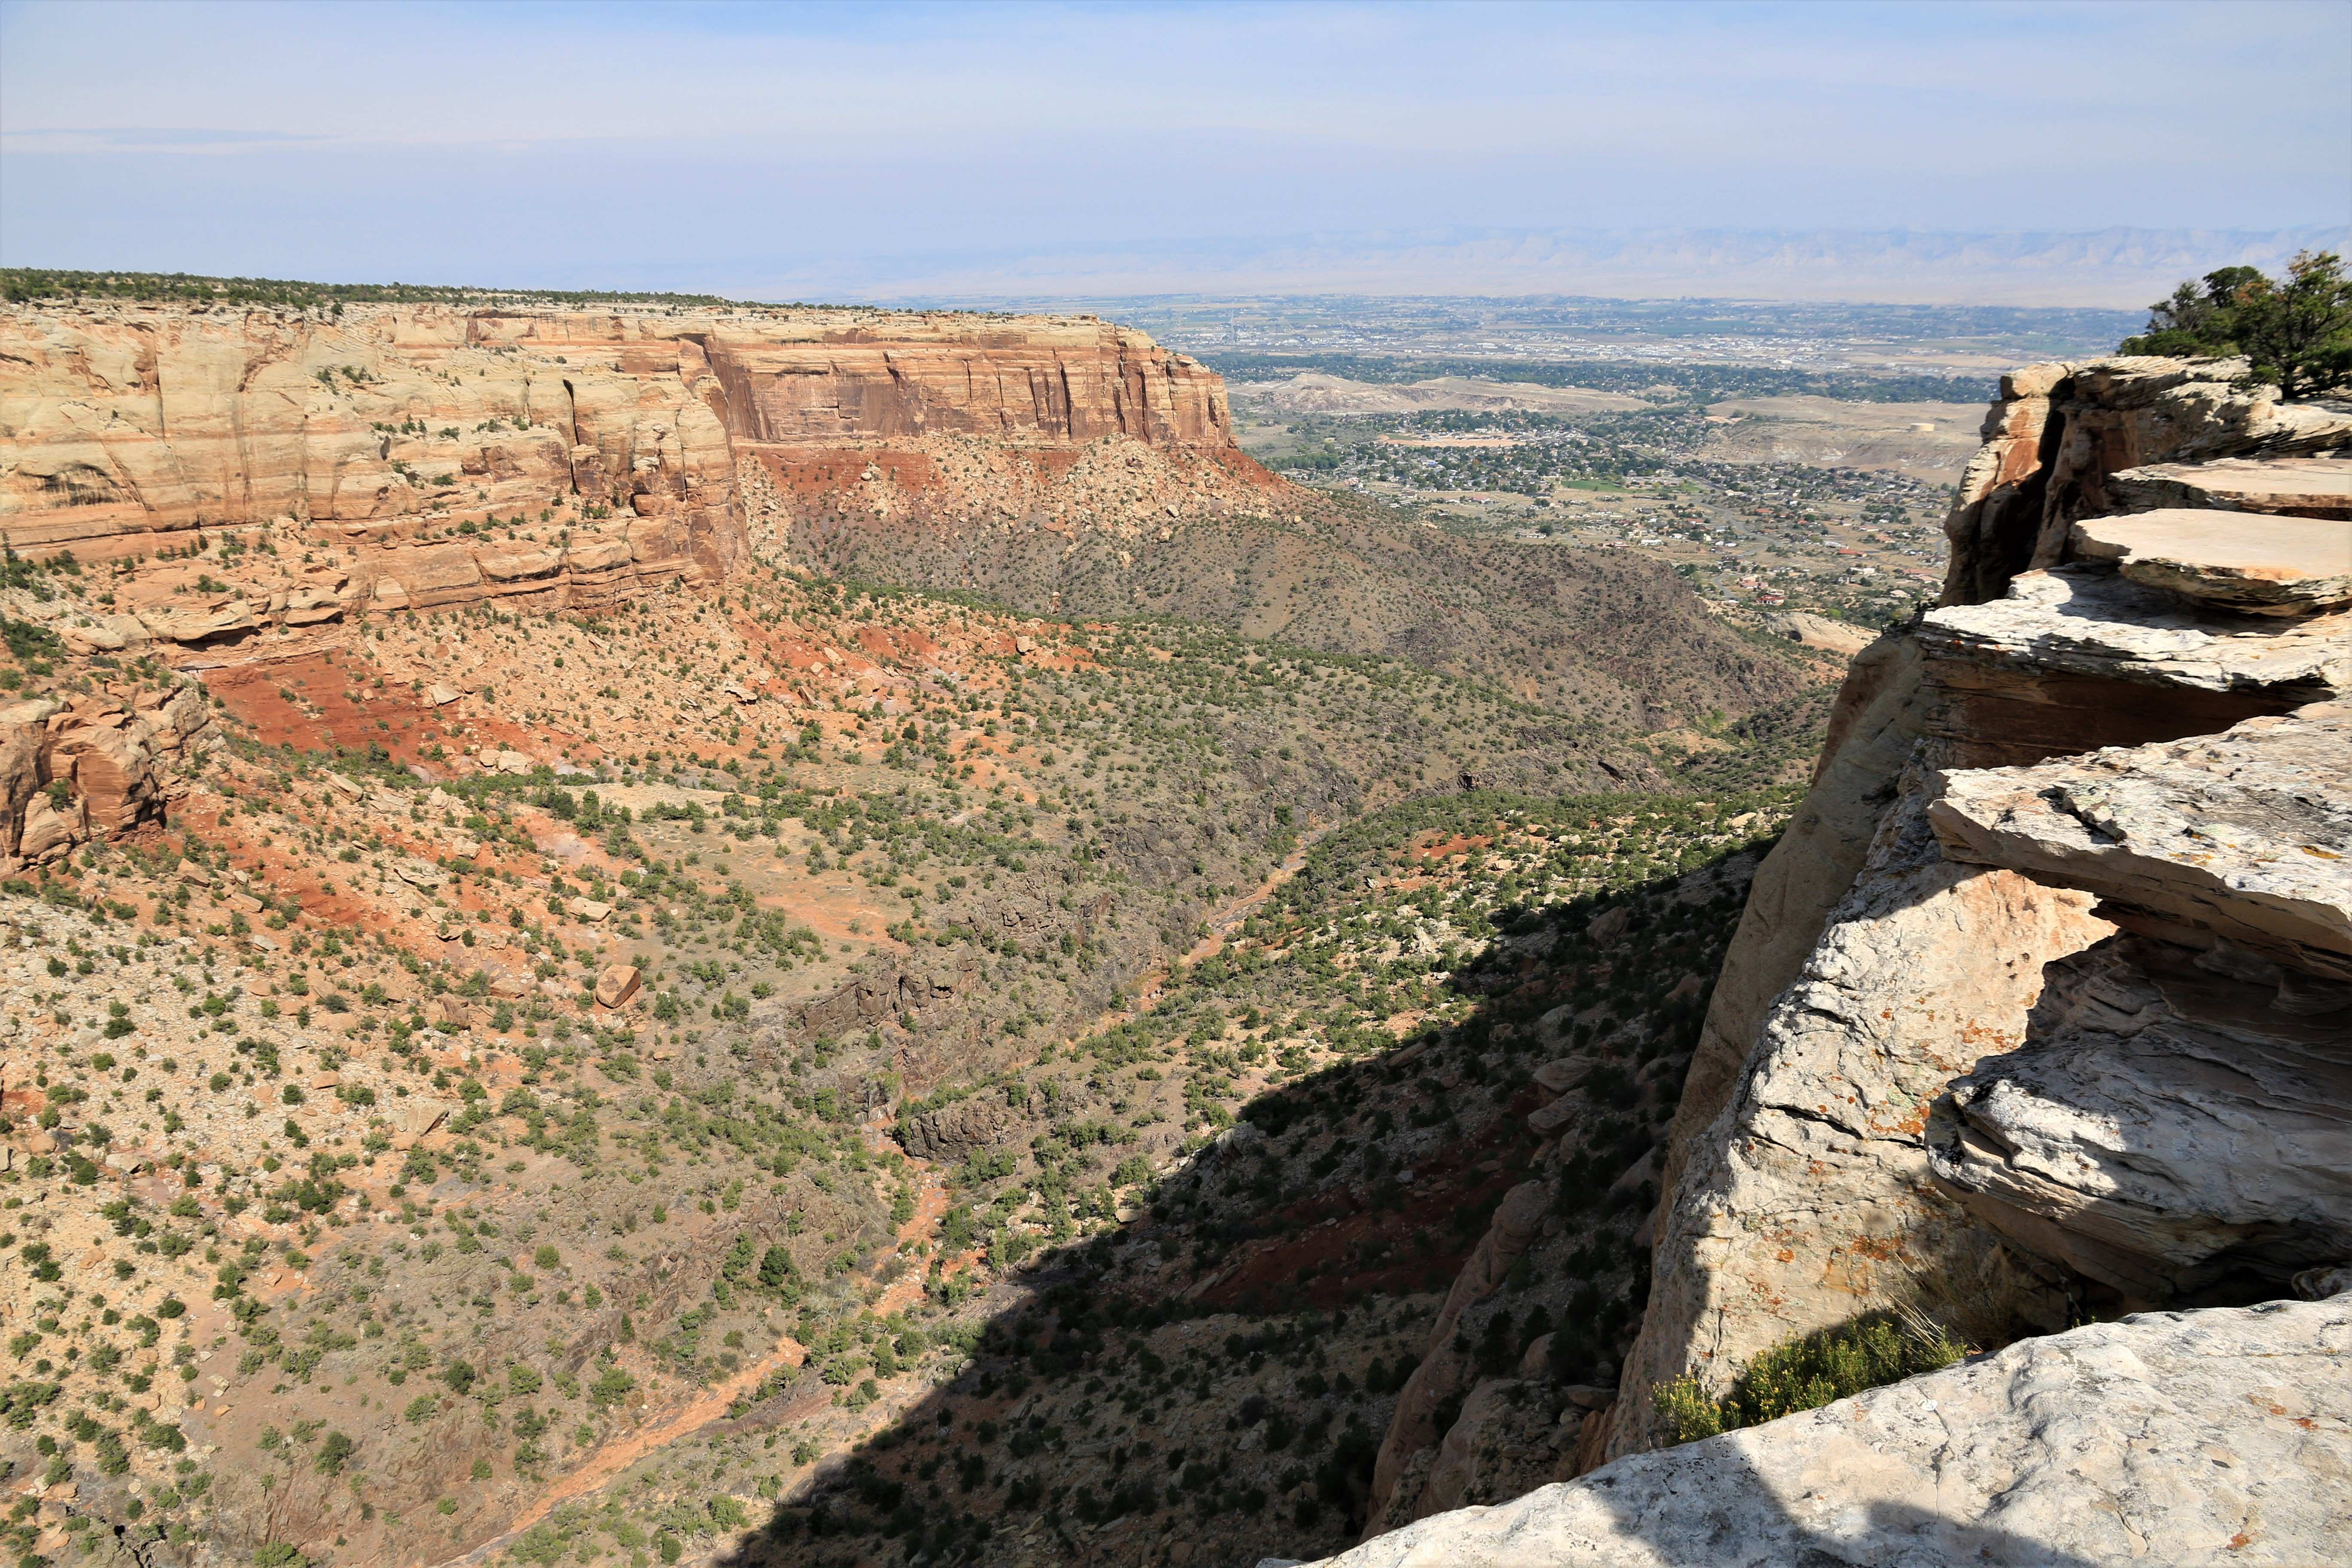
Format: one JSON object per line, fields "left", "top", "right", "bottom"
{"left": 0, "top": 517, "right": 1820, "bottom": 1568}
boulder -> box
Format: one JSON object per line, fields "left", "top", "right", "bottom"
{"left": 594, "top": 965, "right": 641, "bottom": 1009}
{"left": 57, "top": 620, "right": 128, "bottom": 655}
{"left": 1531, "top": 1057, "right": 1590, "bottom": 1097}
{"left": 1311, "top": 1295, "right": 2352, "bottom": 1568}
{"left": 15, "top": 793, "right": 80, "bottom": 861}
{"left": 391, "top": 1102, "right": 446, "bottom": 1150}
{"left": 135, "top": 601, "right": 258, "bottom": 645}
{"left": 900, "top": 1093, "right": 1020, "bottom": 1162}
{"left": 279, "top": 585, "right": 343, "bottom": 625}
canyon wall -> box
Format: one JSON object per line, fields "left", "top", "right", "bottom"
{"left": 0, "top": 300, "right": 1254, "bottom": 659}
{"left": 1338, "top": 356, "right": 2351, "bottom": 1562}
{"left": 0, "top": 298, "right": 1256, "bottom": 870}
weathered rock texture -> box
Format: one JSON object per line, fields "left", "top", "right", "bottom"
{"left": 1599, "top": 361, "right": 2352, "bottom": 1473}
{"left": 2104, "top": 453, "right": 2352, "bottom": 520}
{"left": 0, "top": 683, "right": 217, "bottom": 870}
{"left": 1331, "top": 359, "right": 2352, "bottom": 1562}
{"left": 1315, "top": 1294, "right": 2352, "bottom": 1568}
{"left": 0, "top": 300, "right": 1257, "bottom": 662}
{"left": 1928, "top": 706, "right": 2352, "bottom": 980}
{"left": 2067, "top": 508, "right": 2352, "bottom": 615}
{"left": 1938, "top": 357, "right": 2352, "bottom": 606}
{"left": 1928, "top": 934, "right": 2352, "bottom": 1302}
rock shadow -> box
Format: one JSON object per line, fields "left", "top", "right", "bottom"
{"left": 706, "top": 836, "right": 1760, "bottom": 1568}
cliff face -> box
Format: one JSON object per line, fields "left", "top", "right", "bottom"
{"left": 0, "top": 300, "right": 1256, "bottom": 875}
{"left": 1336, "top": 356, "right": 2352, "bottom": 1562}
{"left": 0, "top": 301, "right": 1251, "bottom": 656}
{"left": 695, "top": 315, "right": 1234, "bottom": 447}
{"left": 1612, "top": 365, "right": 2349, "bottom": 1465}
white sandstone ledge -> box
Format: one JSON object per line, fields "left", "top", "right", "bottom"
{"left": 1307, "top": 1293, "right": 2351, "bottom": 1568}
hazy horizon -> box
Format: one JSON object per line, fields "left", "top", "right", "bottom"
{"left": 4, "top": 0, "right": 2346, "bottom": 309}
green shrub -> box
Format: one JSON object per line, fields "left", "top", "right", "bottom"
{"left": 2121, "top": 251, "right": 2351, "bottom": 400}
{"left": 1654, "top": 1310, "right": 1965, "bottom": 1445}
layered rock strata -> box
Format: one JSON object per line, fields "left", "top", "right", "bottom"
{"left": 0, "top": 300, "right": 1255, "bottom": 660}
{"left": 1937, "top": 356, "right": 2350, "bottom": 605}
{"left": 1604, "top": 360, "right": 2351, "bottom": 1465}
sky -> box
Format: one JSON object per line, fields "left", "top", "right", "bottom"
{"left": 2, "top": 0, "right": 2347, "bottom": 304}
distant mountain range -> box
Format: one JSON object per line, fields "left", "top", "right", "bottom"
{"left": 762, "top": 224, "right": 2350, "bottom": 309}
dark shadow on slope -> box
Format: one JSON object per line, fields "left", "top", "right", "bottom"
{"left": 706, "top": 796, "right": 1777, "bottom": 1568}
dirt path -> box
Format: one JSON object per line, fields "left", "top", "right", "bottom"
{"left": 1102, "top": 829, "right": 1328, "bottom": 1025}
{"left": 431, "top": 1331, "right": 810, "bottom": 1567}
{"left": 435, "top": 1130, "right": 954, "bottom": 1565}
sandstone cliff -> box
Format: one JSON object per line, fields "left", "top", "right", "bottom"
{"left": 0, "top": 299, "right": 1261, "bottom": 881}
{"left": 0, "top": 300, "right": 1252, "bottom": 657}
{"left": 1341, "top": 357, "right": 2352, "bottom": 1561}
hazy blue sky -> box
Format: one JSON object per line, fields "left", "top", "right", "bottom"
{"left": 3, "top": 0, "right": 2346, "bottom": 300}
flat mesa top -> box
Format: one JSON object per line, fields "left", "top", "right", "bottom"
{"left": 2071, "top": 508, "right": 2352, "bottom": 613}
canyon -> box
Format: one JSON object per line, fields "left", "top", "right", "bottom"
{"left": 0, "top": 288, "right": 1825, "bottom": 1568}
{"left": 0, "top": 279, "right": 2345, "bottom": 1568}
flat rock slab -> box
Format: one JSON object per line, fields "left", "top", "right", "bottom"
{"left": 1762, "top": 610, "right": 1876, "bottom": 657}
{"left": 1920, "top": 565, "right": 2350, "bottom": 698}
{"left": 2107, "top": 455, "right": 2352, "bottom": 520}
{"left": 2070, "top": 508, "right": 2352, "bottom": 616}
{"left": 1311, "top": 1295, "right": 2352, "bottom": 1568}
{"left": 1928, "top": 703, "right": 2352, "bottom": 978}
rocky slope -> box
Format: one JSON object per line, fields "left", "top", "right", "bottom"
{"left": 1325, "top": 355, "right": 2351, "bottom": 1562}
{"left": 1323, "top": 1292, "right": 2352, "bottom": 1568}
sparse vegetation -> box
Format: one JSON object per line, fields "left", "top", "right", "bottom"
{"left": 1653, "top": 1310, "right": 1967, "bottom": 1446}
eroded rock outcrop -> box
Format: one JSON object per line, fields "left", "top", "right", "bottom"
{"left": 0, "top": 682, "right": 216, "bottom": 870}
{"left": 1608, "top": 360, "right": 2351, "bottom": 1466}
{"left": 1318, "top": 1294, "right": 2352, "bottom": 1568}
{"left": 1354, "top": 358, "right": 2351, "bottom": 1565}
{"left": 0, "top": 299, "right": 1259, "bottom": 661}
{"left": 1928, "top": 705, "right": 2352, "bottom": 980}
{"left": 1939, "top": 356, "right": 2352, "bottom": 606}
{"left": 1928, "top": 933, "right": 2352, "bottom": 1301}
